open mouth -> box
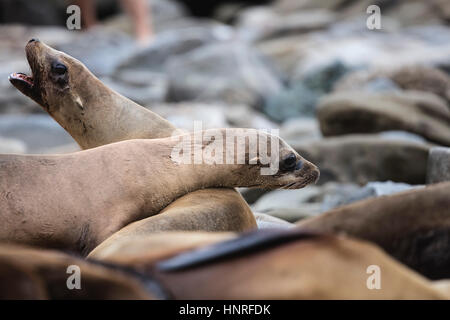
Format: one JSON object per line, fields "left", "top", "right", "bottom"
{"left": 9, "top": 72, "right": 34, "bottom": 89}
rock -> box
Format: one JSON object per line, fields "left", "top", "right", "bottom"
{"left": 149, "top": 102, "right": 277, "bottom": 131}
{"left": 56, "top": 28, "right": 137, "bottom": 77}
{"left": 236, "top": 6, "right": 335, "bottom": 42}
{"left": 279, "top": 117, "right": 321, "bottom": 145}
{"left": 254, "top": 212, "right": 294, "bottom": 229}
{"left": 165, "top": 42, "right": 284, "bottom": 109}
{"left": 263, "top": 82, "right": 319, "bottom": 121}
{"left": 0, "top": 115, "right": 74, "bottom": 153}
{"left": 258, "top": 23, "right": 450, "bottom": 80}
{"left": 390, "top": 66, "right": 450, "bottom": 102}
{"left": 292, "top": 134, "right": 432, "bottom": 185}
{"left": 224, "top": 104, "right": 277, "bottom": 129}
{"left": 378, "top": 131, "right": 427, "bottom": 143}
{"left": 101, "top": 70, "right": 168, "bottom": 105}
{"left": 274, "top": 0, "right": 449, "bottom": 26}
{"left": 117, "top": 23, "right": 234, "bottom": 73}
{"left": 334, "top": 65, "right": 450, "bottom": 101}
{"left": 0, "top": 136, "right": 26, "bottom": 154}
{"left": 317, "top": 91, "right": 450, "bottom": 146}
{"left": 149, "top": 103, "right": 228, "bottom": 130}
{"left": 263, "top": 61, "right": 350, "bottom": 121}
{"left": 321, "top": 181, "right": 421, "bottom": 211}
{"left": 427, "top": 147, "right": 450, "bottom": 184}
{"left": 251, "top": 186, "right": 324, "bottom": 222}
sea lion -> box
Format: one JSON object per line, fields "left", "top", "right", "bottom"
{"left": 9, "top": 39, "right": 258, "bottom": 236}
{"left": 297, "top": 181, "right": 450, "bottom": 280}
{"left": 0, "top": 244, "right": 160, "bottom": 299}
{"left": 87, "top": 229, "right": 446, "bottom": 299}
{"left": 0, "top": 129, "right": 319, "bottom": 254}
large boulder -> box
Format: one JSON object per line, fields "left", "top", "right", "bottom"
{"left": 427, "top": 147, "right": 450, "bottom": 184}
{"left": 165, "top": 42, "right": 284, "bottom": 108}
{"left": 236, "top": 6, "right": 335, "bottom": 42}
{"left": 292, "top": 134, "right": 432, "bottom": 185}
{"left": 117, "top": 23, "right": 234, "bottom": 73}
{"left": 317, "top": 91, "right": 450, "bottom": 146}
{"left": 335, "top": 65, "right": 450, "bottom": 102}
{"left": 258, "top": 23, "right": 450, "bottom": 80}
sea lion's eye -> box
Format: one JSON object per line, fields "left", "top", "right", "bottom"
{"left": 281, "top": 153, "right": 297, "bottom": 171}
{"left": 52, "top": 63, "right": 67, "bottom": 75}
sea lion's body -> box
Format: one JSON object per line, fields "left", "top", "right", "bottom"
{"left": 0, "top": 129, "right": 318, "bottom": 253}
{"left": 297, "top": 182, "right": 450, "bottom": 279}
{"left": 10, "top": 40, "right": 260, "bottom": 238}
{"left": 88, "top": 229, "right": 446, "bottom": 300}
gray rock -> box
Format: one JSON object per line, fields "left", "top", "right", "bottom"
{"left": 254, "top": 212, "right": 295, "bottom": 229}
{"left": 279, "top": 118, "right": 321, "bottom": 145}
{"left": 321, "top": 181, "right": 421, "bottom": 211}
{"left": 56, "top": 29, "right": 137, "bottom": 77}
{"left": 292, "top": 134, "right": 432, "bottom": 185}
{"left": 317, "top": 90, "right": 450, "bottom": 146}
{"left": 101, "top": 70, "right": 168, "bottom": 105}
{"left": 263, "top": 61, "right": 351, "bottom": 121}
{"left": 251, "top": 186, "right": 323, "bottom": 222}
{"left": 258, "top": 22, "right": 450, "bottom": 80}
{"left": 117, "top": 24, "right": 234, "bottom": 73}
{"left": 427, "top": 147, "right": 450, "bottom": 184}
{"left": 0, "top": 115, "right": 73, "bottom": 153}
{"left": 166, "top": 42, "right": 284, "bottom": 108}
{"left": 236, "top": 6, "right": 335, "bottom": 42}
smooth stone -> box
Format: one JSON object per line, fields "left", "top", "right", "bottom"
{"left": 117, "top": 23, "right": 234, "bottom": 73}
{"left": 317, "top": 91, "right": 450, "bottom": 146}
{"left": 321, "top": 181, "right": 421, "bottom": 211}
{"left": 427, "top": 147, "right": 450, "bottom": 184}
{"left": 236, "top": 6, "right": 335, "bottom": 42}
{"left": 292, "top": 134, "right": 432, "bottom": 185}
{"left": 279, "top": 118, "right": 321, "bottom": 145}
{"left": 0, "top": 115, "right": 73, "bottom": 153}
{"left": 101, "top": 71, "right": 168, "bottom": 105}
{"left": 56, "top": 28, "right": 137, "bottom": 77}
{"left": 254, "top": 213, "right": 295, "bottom": 229}
{"left": 334, "top": 65, "right": 450, "bottom": 101}
{"left": 165, "top": 42, "right": 283, "bottom": 108}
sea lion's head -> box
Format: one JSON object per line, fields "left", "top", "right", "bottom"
{"left": 9, "top": 39, "right": 94, "bottom": 118}
{"left": 248, "top": 131, "right": 320, "bottom": 189}
{"left": 173, "top": 129, "right": 320, "bottom": 190}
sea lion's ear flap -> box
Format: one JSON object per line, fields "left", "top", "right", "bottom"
{"left": 75, "top": 96, "right": 84, "bottom": 110}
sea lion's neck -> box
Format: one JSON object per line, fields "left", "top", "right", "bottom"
{"left": 55, "top": 74, "right": 178, "bottom": 149}
{"left": 120, "top": 139, "right": 255, "bottom": 218}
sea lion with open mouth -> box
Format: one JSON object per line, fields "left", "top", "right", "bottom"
{"left": 9, "top": 39, "right": 263, "bottom": 237}
{"left": 0, "top": 129, "right": 319, "bottom": 254}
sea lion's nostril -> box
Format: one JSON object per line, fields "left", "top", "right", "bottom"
{"left": 295, "top": 161, "right": 303, "bottom": 170}
{"left": 28, "top": 38, "right": 39, "bottom": 44}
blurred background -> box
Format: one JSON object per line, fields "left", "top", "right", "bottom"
{"left": 0, "top": 0, "right": 449, "bottom": 224}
